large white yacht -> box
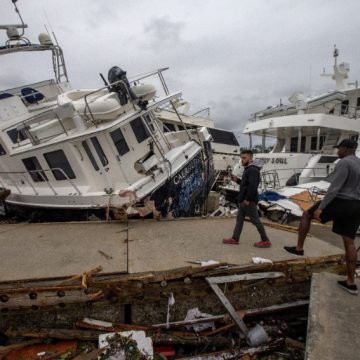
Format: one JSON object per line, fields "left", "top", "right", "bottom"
{"left": 241, "top": 47, "right": 360, "bottom": 187}
{"left": 0, "top": 2, "right": 215, "bottom": 219}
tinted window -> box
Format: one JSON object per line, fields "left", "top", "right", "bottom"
{"left": 22, "top": 157, "right": 48, "bottom": 182}
{"left": 44, "top": 150, "right": 76, "bottom": 180}
{"left": 130, "top": 117, "right": 150, "bottom": 143}
{"left": 90, "top": 137, "right": 108, "bottom": 166}
{"left": 110, "top": 128, "right": 130, "bottom": 156}
{"left": 310, "top": 136, "right": 325, "bottom": 150}
{"left": 290, "top": 136, "right": 306, "bottom": 152}
{"left": 341, "top": 100, "right": 349, "bottom": 115}
{"left": 82, "top": 140, "right": 99, "bottom": 171}
{"left": 163, "top": 122, "right": 176, "bottom": 132}
{"left": 0, "top": 143, "right": 6, "bottom": 156}
{"left": 7, "top": 128, "right": 28, "bottom": 144}
{"left": 207, "top": 128, "right": 239, "bottom": 146}
{"left": 318, "top": 156, "right": 337, "bottom": 164}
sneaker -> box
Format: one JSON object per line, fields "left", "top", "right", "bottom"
{"left": 223, "top": 237, "right": 239, "bottom": 245}
{"left": 337, "top": 280, "right": 358, "bottom": 295}
{"left": 284, "top": 246, "right": 304, "bottom": 256}
{"left": 254, "top": 240, "right": 272, "bottom": 248}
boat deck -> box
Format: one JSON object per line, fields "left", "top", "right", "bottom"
{"left": 0, "top": 217, "right": 345, "bottom": 282}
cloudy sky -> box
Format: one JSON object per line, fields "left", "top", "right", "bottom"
{"left": 1, "top": 0, "right": 360, "bottom": 145}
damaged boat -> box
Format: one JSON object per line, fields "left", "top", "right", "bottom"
{"left": 0, "top": 1, "right": 215, "bottom": 219}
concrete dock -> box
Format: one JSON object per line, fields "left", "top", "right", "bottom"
{"left": 306, "top": 272, "right": 360, "bottom": 360}
{"left": 0, "top": 217, "right": 345, "bottom": 282}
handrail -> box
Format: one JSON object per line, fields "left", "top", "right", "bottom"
{"left": 0, "top": 167, "right": 81, "bottom": 195}
{"left": 83, "top": 79, "right": 137, "bottom": 125}
{"left": 248, "top": 100, "right": 360, "bottom": 122}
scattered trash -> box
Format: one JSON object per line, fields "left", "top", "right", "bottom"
{"left": 99, "top": 330, "right": 153, "bottom": 359}
{"left": 252, "top": 257, "right": 273, "bottom": 264}
{"left": 183, "top": 308, "right": 216, "bottom": 332}
{"left": 166, "top": 292, "right": 175, "bottom": 329}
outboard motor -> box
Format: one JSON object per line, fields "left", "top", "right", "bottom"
{"left": 107, "top": 66, "right": 148, "bottom": 110}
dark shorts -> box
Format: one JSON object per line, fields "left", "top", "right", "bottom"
{"left": 307, "top": 198, "right": 360, "bottom": 239}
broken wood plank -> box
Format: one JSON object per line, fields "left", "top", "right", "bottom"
{"left": 5, "top": 328, "right": 102, "bottom": 341}
{"left": 76, "top": 318, "right": 148, "bottom": 332}
{"left": 206, "top": 272, "right": 285, "bottom": 285}
{"left": 60, "top": 266, "right": 102, "bottom": 286}
{"left": 0, "top": 339, "right": 43, "bottom": 355}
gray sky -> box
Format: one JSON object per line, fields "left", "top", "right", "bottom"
{"left": 1, "top": 0, "right": 360, "bottom": 145}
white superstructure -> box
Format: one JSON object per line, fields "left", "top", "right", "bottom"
{"left": 242, "top": 46, "right": 360, "bottom": 187}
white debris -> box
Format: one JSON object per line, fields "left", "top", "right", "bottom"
{"left": 184, "top": 307, "right": 215, "bottom": 332}
{"left": 166, "top": 292, "right": 175, "bottom": 329}
{"left": 98, "top": 330, "right": 153, "bottom": 359}
{"left": 200, "top": 260, "right": 220, "bottom": 267}
{"left": 252, "top": 257, "right": 273, "bottom": 264}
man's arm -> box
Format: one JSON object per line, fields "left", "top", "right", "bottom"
{"left": 318, "top": 161, "right": 348, "bottom": 209}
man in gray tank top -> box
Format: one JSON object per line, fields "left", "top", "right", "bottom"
{"left": 285, "top": 139, "right": 360, "bottom": 295}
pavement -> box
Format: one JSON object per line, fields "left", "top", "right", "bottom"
{"left": 0, "top": 217, "right": 344, "bottom": 282}
{"left": 305, "top": 272, "right": 360, "bottom": 360}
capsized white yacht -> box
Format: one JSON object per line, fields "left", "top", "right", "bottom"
{"left": 242, "top": 46, "right": 360, "bottom": 187}
{"left": 0, "top": 1, "right": 215, "bottom": 220}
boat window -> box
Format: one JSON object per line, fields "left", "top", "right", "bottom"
{"left": 82, "top": 140, "right": 99, "bottom": 171}
{"left": 207, "top": 128, "right": 239, "bottom": 146}
{"left": 22, "top": 156, "right": 48, "bottom": 182}
{"left": 43, "top": 150, "right": 76, "bottom": 180}
{"left": 163, "top": 122, "right": 176, "bottom": 132}
{"left": 341, "top": 100, "right": 349, "bottom": 115}
{"left": 110, "top": 128, "right": 130, "bottom": 156}
{"left": 318, "top": 156, "right": 337, "bottom": 164}
{"left": 178, "top": 124, "right": 185, "bottom": 131}
{"left": 0, "top": 143, "right": 6, "bottom": 156}
{"left": 290, "top": 136, "right": 306, "bottom": 152}
{"left": 357, "top": 97, "right": 360, "bottom": 109}
{"left": 310, "top": 136, "right": 325, "bottom": 150}
{"left": 90, "top": 137, "right": 109, "bottom": 166}
{"left": 7, "top": 128, "right": 28, "bottom": 144}
{"left": 130, "top": 117, "right": 150, "bottom": 143}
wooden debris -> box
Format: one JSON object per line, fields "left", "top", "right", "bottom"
{"left": 60, "top": 266, "right": 103, "bottom": 287}
{"left": 0, "top": 339, "right": 43, "bottom": 355}
{"left": 285, "top": 336, "right": 305, "bottom": 350}
{"left": 76, "top": 318, "right": 148, "bottom": 332}
{"left": 5, "top": 328, "right": 102, "bottom": 341}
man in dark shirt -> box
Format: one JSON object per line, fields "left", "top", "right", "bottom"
{"left": 223, "top": 150, "right": 271, "bottom": 247}
{"left": 284, "top": 139, "right": 360, "bottom": 295}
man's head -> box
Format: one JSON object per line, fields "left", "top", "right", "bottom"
{"left": 240, "top": 149, "right": 253, "bottom": 167}
{"left": 334, "top": 139, "right": 358, "bottom": 158}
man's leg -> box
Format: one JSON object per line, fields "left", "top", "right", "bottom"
{"left": 246, "top": 203, "right": 269, "bottom": 242}
{"left": 296, "top": 211, "right": 312, "bottom": 251}
{"left": 342, "top": 235, "right": 357, "bottom": 285}
{"left": 284, "top": 210, "right": 312, "bottom": 255}
{"left": 232, "top": 203, "right": 246, "bottom": 240}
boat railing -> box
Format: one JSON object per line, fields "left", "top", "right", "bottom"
{"left": 83, "top": 79, "right": 137, "bottom": 125}
{"left": 248, "top": 100, "right": 359, "bottom": 122}
{"left": 0, "top": 168, "right": 81, "bottom": 195}
{"left": 3, "top": 107, "right": 72, "bottom": 147}
{"left": 260, "top": 166, "right": 332, "bottom": 190}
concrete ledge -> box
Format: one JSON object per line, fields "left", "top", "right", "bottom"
{"left": 306, "top": 272, "right": 360, "bottom": 360}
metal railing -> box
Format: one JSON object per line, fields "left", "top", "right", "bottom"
{"left": 249, "top": 100, "right": 360, "bottom": 122}
{"left": 0, "top": 167, "right": 81, "bottom": 195}
{"left": 260, "top": 166, "right": 333, "bottom": 190}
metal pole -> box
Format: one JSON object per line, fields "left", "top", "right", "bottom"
{"left": 297, "top": 128, "right": 302, "bottom": 153}
{"left": 317, "top": 128, "right": 321, "bottom": 151}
